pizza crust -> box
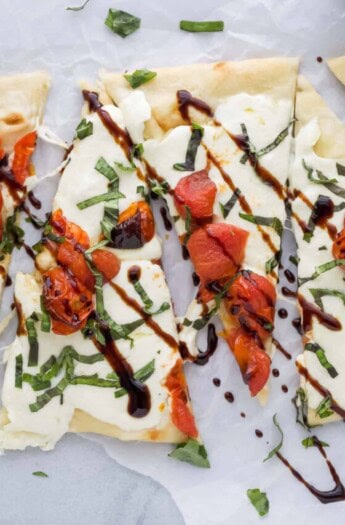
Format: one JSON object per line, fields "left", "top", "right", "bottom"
{"left": 101, "top": 58, "right": 299, "bottom": 137}
{"left": 327, "top": 56, "right": 345, "bottom": 87}
{"left": 0, "top": 71, "right": 50, "bottom": 153}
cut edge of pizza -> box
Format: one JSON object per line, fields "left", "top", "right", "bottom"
{"left": 0, "top": 82, "right": 205, "bottom": 464}
{"left": 102, "top": 58, "right": 299, "bottom": 403}
{"left": 327, "top": 55, "right": 345, "bottom": 87}
{"left": 291, "top": 74, "right": 345, "bottom": 426}
{"left": 0, "top": 71, "right": 50, "bottom": 299}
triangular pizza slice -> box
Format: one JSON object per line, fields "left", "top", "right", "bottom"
{"left": 0, "top": 72, "right": 50, "bottom": 298}
{"left": 102, "top": 58, "right": 298, "bottom": 399}
{"left": 0, "top": 84, "right": 203, "bottom": 461}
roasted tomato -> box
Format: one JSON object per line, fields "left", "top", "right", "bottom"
{"left": 187, "top": 223, "right": 248, "bottom": 286}
{"left": 166, "top": 360, "right": 198, "bottom": 438}
{"left": 51, "top": 209, "right": 90, "bottom": 248}
{"left": 226, "top": 329, "right": 271, "bottom": 397}
{"left": 224, "top": 271, "right": 276, "bottom": 344}
{"left": 91, "top": 249, "right": 121, "bottom": 282}
{"left": 11, "top": 131, "right": 37, "bottom": 186}
{"left": 0, "top": 139, "right": 5, "bottom": 162}
{"left": 43, "top": 266, "right": 93, "bottom": 335}
{"left": 174, "top": 170, "right": 217, "bottom": 220}
{"left": 57, "top": 241, "right": 94, "bottom": 290}
{"left": 0, "top": 190, "right": 3, "bottom": 240}
{"left": 333, "top": 226, "right": 345, "bottom": 263}
{"left": 112, "top": 201, "right": 155, "bottom": 249}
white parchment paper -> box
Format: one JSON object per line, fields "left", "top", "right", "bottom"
{"left": 1, "top": 0, "right": 345, "bottom": 523}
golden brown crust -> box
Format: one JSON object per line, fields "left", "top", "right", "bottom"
{"left": 0, "top": 71, "right": 50, "bottom": 153}
{"left": 327, "top": 56, "right": 345, "bottom": 86}
{"left": 101, "top": 58, "right": 299, "bottom": 137}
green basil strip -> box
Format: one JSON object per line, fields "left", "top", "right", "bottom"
{"left": 124, "top": 69, "right": 157, "bottom": 89}
{"left": 303, "top": 159, "right": 345, "bottom": 197}
{"left": 26, "top": 315, "right": 39, "bottom": 367}
{"left": 136, "top": 185, "right": 146, "bottom": 200}
{"left": 263, "top": 414, "right": 284, "bottom": 462}
{"left": 114, "top": 359, "right": 155, "bottom": 398}
{"left": 169, "top": 438, "right": 210, "bottom": 468}
{"left": 114, "top": 161, "right": 136, "bottom": 172}
{"left": 305, "top": 342, "right": 338, "bottom": 378}
{"left": 40, "top": 296, "right": 51, "bottom": 333}
{"left": 239, "top": 123, "right": 256, "bottom": 165}
{"left": 149, "top": 178, "right": 170, "bottom": 197}
{"left": 151, "top": 302, "right": 170, "bottom": 316}
{"left": 102, "top": 311, "right": 145, "bottom": 341}
{"left": 0, "top": 213, "right": 25, "bottom": 255}
{"left": 95, "top": 157, "right": 117, "bottom": 181}
{"left": 95, "top": 157, "right": 121, "bottom": 240}
{"left": 22, "top": 373, "right": 51, "bottom": 392}
{"left": 265, "top": 250, "right": 281, "bottom": 274}
{"left": 239, "top": 213, "right": 283, "bottom": 237}
{"left": 289, "top": 255, "right": 299, "bottom": 266}
{"left": 131, "top": 143, "right": 144, "bottom": 161}
{"left": 105, "top": 9, "right": 140, "bottom": 38}
{"left": 220, "top": 188, "right": 241, "bottom": 219}
{"left": 66, "top": 0, "right": 90, "bottom": 11}
{"left": 318, "top": 245, "right": 327, "bottom": 251}
{"left": 334, "top": 201, "right": 345, "bottom": 212}
{"left": 32, "top": 471, "right": 48, "bottom": 478}
{"left": 179, "top": 20, "right": 224, "bottom": 32}
{"left": 299, "top": 259, "right": 345, "bottom": 286}
{"left": 292, "top": 388, "right": 310, "bottom": 429}
{"left": 15, "top": 354, "right": 23, "bottom": 388}
{"left": 316, "top": 396, "right": 334, "bottom": 419}
{"left": 309, "top": 287, "right": 345, "bottom": 311}
{"left": 184, "top": 205, "right": 192, "bottom": 245}
{"left": 247, "top": 489, "right": 269, "bottom": 517}
{"left": 302, "top": 436, "right": 329, "bottom": 448}
{"left": 256, "top": 121, "right": 293, "bottom": 158}
{"left": 75, "top": 118, "right": 93, "bottom": 139}
{"left": 336, "top": 163, "right": 345, "bottom": 177}
{"left": 77, "top": 190, "right": 124, "bottom": 210}
{"left": 29, "top": 377, "right": 70, "bottom": 412}
{"left": 70, "top": 376, "right": 119, "bottom": 388}
{"left": 133, "top": 281, "right": 153, "bottom": 310}
{"left": 173, "top": 124, "right": 204, "bottom": 171}
{"left": 82, "top": 318, "right": 106, "bottom": 345}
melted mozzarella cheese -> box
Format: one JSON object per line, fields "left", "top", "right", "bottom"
{"left": 290, "top": 119, "right": 345, "bottom": 418}
{"left": 1, "top": 262, "right": 179, "bottom": 450}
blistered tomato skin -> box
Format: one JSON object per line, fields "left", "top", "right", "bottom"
{"left": 91, "top": 249, "right": 121, "bottom": 282}
{"left": 118, "top": 201, "right": 155, "bottom": 244}
{"left": 333, "top": 226, "right": 345, "bottom": 263}
{"left": 166, "top": 360, "right": 198, "bottom": 438}
{"left": 11, "top": 131, "right": 37, "bottom": 186}
{"left": 174, "top": 170, "right": 217, "bottom": 220}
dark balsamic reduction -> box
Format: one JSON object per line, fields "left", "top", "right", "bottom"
{"left": 272, "top": 368, "right": 280, "bottom": 377}
{"left": 5, "top": 274, "right": 12, "bottom": 287}
{"left": 311, "top": 195, "right": 337, "bottom": 240}
{"left": 128, "top": 265, "right": 141, "bottom": 283}
{"left": 316, "top": 56, "right": 323, "bottom": 63}
{"left": 160, "top": 207, "right": 172, "bottom": 231}
{"left": 282, "top": 286, "right": 297, "bottom": 298}
{"left": 224, "top": 391, "right": 234, "bottom": 403}
{"left": 111, "top": 211, "right": 143, "bottom": 249}
{"left": 292, "top": 317, "right": 303, "bottom": 335}
{"left": 281, "top": 384, "right": 288, "bottom": 393}
{"left": 20, "top": 203, "right": 44, "bottom": 230}
{"left": 284, "top": 269, "right": 296, "bottom": 284}
{"left": 278, "top": 308, "right": 288, "bottom": 319}
{"left": 240, "top": 412, "right": 246, "bottom": 418}
{"left": 255, "top": 429, "right": 263, "bottom": 438}
{"left": 277, "top": 439, "right": 345, "bottom": 504}
{"left": 182, "top": 245, "right": 189, "bottom": 260}
{"left": 195, "top": 324, "right": 218, "bottom": 365}
{"left": 23, "top": 243, "right": 35, "bottom": 260}
{"left": 27, "top": 191, "right": 42, "bottom": 209}
{"left": 298, "top": 294, "right": 341, "bottom": 332}
{"left": 94, "top": 326, "right": 150, "bottom": 418}
{"left": 177, "top": 90, "right": 213, "bottom": 122}
{"left": 272, "top": 337, "right": 292, "bottom": 360}
{"left": 192, "top": 272, "right": 200, "bottom": 286}
{"left": 213, "top": 377, "right": 221, "bottom": 387}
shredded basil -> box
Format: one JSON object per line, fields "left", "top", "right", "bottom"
{"left": 124, "top": 69, "right": 157, "bottom": 89}
{"left": 247, "top": 489, "right": 269, "bottom": 517}
{"left": 114, "top": 161, "right": 136, "bottom": 173}
{"left": 105, "top": 9, "right": 140, "bottom": 38}
{"left": 131, "top": 143, "right": 144, "bottom": 160}
{"left": 265, "top": 250, "right": 281, "bottom": 274}
{"left": 114, "top": 359, "right": 155, "bottom": 398}
{"left": 264, "top": 414, "right": 283, "bottom": 462}
{"left": 0, "top": 213, "right": 24, "bottom": 255}
{"left": 318, "top": 245, "right": 327, "bottom": 251}
{"left": 32, "top": 471, "right": 48, "bottom": 478}
{"left": 293, "top": 388, "right": 310, "bottom": 430}
{"left": 26, "top": 314, "right": 39, "bottom": 367}
{"left": 256, "top": 122, "right": 293, "bottom": 158}
{"left": 302, "top": 436, "right": 329, "bottom": 448}
{"left": 132, "top": 279, "right": 153, "bottom": 311}
{"left": 149, "top": 179, "right": 170, "bottom": 197}
{"left": 15, "top": 354, "right": 23, "bottom": 388}
{"left": 40, "top": 296, "right": 51, "bottom": 333}
{"left": 179, "top": 20, "right": 224, "bottom": 32}
{"left": 309, "top": 287, "right": 345, "bottom": 311}
{"left": 220, "top": 188, "right": 241, "bottom": 219}
{"left": 289, "top": 255, "right": 299, "bottom": 266}
{"left": 303, "top": 159, "right": 345, "bottom": 198}
{"left": 66, "top": 0, "right": 90, "bottom": 11}
{"left": 316, "top": 396, "right": 334, "bottom": 419}
{"left": 305, "top": 342, "right": 338, "bottom": 378}
{"left": 336, "top": 163, "right": 345, "bottom": 177}
{"left": 173, "top": 124, "right": 203, "bottom": 171}
{"left": 239, "top": 213, "right": 283, "bottom": 237}
{"left": 183, "top": 205, "right": 192, "bottom": 245}
{"left": 77, "top": 190, "right": 124, "bottom": 210}
{"left": 299, "top": 259, "right": 345, "bottom": 286}
{"left": 169, "top": 438, "right": 210, "bottom": 468}
{"left": 94, "top": 157, "right": 120, "bottom": 240}
{"left": 95, "top": 157, "right": 117, "bottom": 181}
{"left": 75, "top": 118, "right": 93, "bottom": 139}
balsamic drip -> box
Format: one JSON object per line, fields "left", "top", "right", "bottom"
{"left": 177, "top": 90, "right": 213, "bottom": 122}
{"left": 82, "top": 90, "right": 133, "bottom": 160}
{"left": 272, "top": 337, "right": 292, "bottom": 360}
{"left": 192, "top": 272, "right": 200, "bottom": 286}
{"left": 23, "top": 243, "right": 35, "bottom": 260}
{"left": 160, "top": 207, "right": 172, "bottom": 231}
{"left": 195, "top": 324, "right": 218, "bottom": 365}
{"left": 281, "top": 286, "right": 297, "bottom": 298}
{"left": 299, "top": 294, "right": 341, "bottom": 332}
{"left": 20, "top": 203, "right": 44, "bottom": 230}
{"left": 255, "top": 429, "right": 263, "bottom": 438}
{"left": 109, "top": 282, "right": 179, "bottom": 350}
{"left": 182, "top": 245, "right": 189, "bottom": 260}
{"left": 27, "top": 190, "right": 42, "bottom": 209}
{"left": 284, "top": 269, "right": 296, "bottom": 284}
{"left": 278, "top": 308, "right": 288, "bottom": 319}
{"left": 240, "top": 412, "right": 246, "bottom": 418}
{"left": 0, "top": 159, "right": 24, "bottom": 204}
{"left": 213, "top": 377, "right": 221, "bottom": 387}
{"left": 277, "top": 438, "right": 345, "bottom": 504}
{"left": 224, "top": 391, "right": 234, "bottom": 403}
{"left": 111, "top": 211, "right": 143, "bottom": 249}
{"left": 292, "top": 317, "right": 303, "bottom": 335}
{"left": 5, "top": 274, "right": 12, "bottom": 287}
{"left": 311, "top": 195, "right": 337, "bottom": 240}
{"left": 150, "top": 190, "right": 158, "bottom": 200}
{"left": 128, "top": 265, "right": 141, "bottom": 283}
{"left": 272, "top": 368, "right": 280, "bottom": 377}
{"left": 281, "top": 384, "right": 288, "bottom": 393}
{"left": 144, "top": 160, "right": 173, "bottom": 195}
{"left": 94, "top": 326, "right": 150, "bottom": 418}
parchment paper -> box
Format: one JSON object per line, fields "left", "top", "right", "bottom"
{"left": 1, "top": 0, "right": 345, "bottom": 523}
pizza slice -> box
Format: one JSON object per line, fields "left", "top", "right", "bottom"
{"left": 0, "top": 85, "right": 204, "bottom": 464}
{"left": 0, "top": 71, "right": 50, "bottom": 296}
{"left": 327, "top": 56, "right": 345, "bottom": 86}
{"left": 290, "top": 75, "right": 345, "bottom": 426}
{"left": 102, "top": 58, "right": 298, "bottom": 399}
